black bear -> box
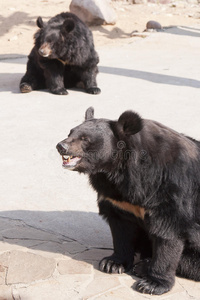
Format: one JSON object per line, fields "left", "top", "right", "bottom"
{"left": 56, "top": 107, "right": 200, "bottom": 295}
{"left": 20, "top": 12, "right": 101, "bottom": 95}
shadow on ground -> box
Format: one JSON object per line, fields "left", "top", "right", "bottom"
{"left": 0, "top": 210, "right": 113, "bottom": 270}
{"left": 100, "top": 66, "right": 200, "bottom": 89}
{"left": 0, "top": 72, "right": 23, "bottom": 92}
{"left": 0, "top": 12, "right": 35, "bottom": 37}
{"left": 91, "top": 25, "right": 130, "bottom": 40}
{"left": 0, "top": 12, "right": 54, "bottom": 38}
{"left": 1, "top": 65, "right": 200, "bottom": 93}
{"left": 90, "top": 25, "right": 200, "bottom": 40}
{"left": 164, "top": 26, "right": 200, "bottom": 38}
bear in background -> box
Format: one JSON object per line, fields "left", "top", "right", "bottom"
{"left": 56, "top": 107, "right": 200, "bottom": 295}
{"left": 20, "top": 12, "right": 101, "bottom": 95}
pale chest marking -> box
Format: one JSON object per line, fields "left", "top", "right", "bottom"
{"left": 98, "top": 195, "right": 146, "bottom": 220}
{"left": 58, "top": 58, "right": 69, "bottom": 65}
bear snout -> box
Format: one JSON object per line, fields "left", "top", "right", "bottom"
{"left": 56, "top": 142, "right": 68, "bottom": 155}
{"left": 38, "top": 43, "right": 52, "bottom": 57}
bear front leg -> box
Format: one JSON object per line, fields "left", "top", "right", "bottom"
{"left": 20, "top": 51, "right": 46, "bottom": 93}
{"left": 81, "top": 65, "right": 101, "bottom": 95}
{"left": 134, "top": 237, "right": 184, "bottom": 295}
{"left": 176, "top": 246, "right": 200, "bottom": 281}
{"left": 99, "top": 214, "right": 138, "bottom": 274}
{"left": 42, "top": 60, "right": 68, "bottom": 95}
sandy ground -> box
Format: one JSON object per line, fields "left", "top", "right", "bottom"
{"left": 0, "top": 0, "right": 200, "bottom": 58}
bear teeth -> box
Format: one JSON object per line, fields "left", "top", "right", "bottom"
{"left": 62, "top": 155, "right": 73, "bottom": 161}
{"left": 63, "top": 155, "right": 69, "bottom": 159}
{"left": 62, "top": 155, "right": 81, "bottom": 163}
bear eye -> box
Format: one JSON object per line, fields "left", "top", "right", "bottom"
{"left": 81, "top": 136, "right": 89, "bottom": 142}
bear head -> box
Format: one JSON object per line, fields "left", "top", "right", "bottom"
{"left": 35, "top": 15, "right": 75, "bottom": 60}
{"left": 56, "top": 107, "right": 143, "bottom": 173}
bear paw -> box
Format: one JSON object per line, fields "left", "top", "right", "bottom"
{"left": 50, "top": 88, "right": 68, "bottom": 95}
{"left": 135, "top": 278, "right": 171, "bottom": 295}
{"left": 20, "top": 83, "right": 32, "bottom": 93}
{"left": 99, "top": 256, "right": 129, "bottom": 274}
{"left": 132, "top": 258, "right": 151, "bottom": 278}
{"left": 86, "top": 87, "right": 101, "bottom": 95}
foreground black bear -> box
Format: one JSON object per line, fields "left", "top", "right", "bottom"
{"left": 56, "top": 107, "right": 200, "bottom": 295}
{"left": 20, "top": 12, "right": 101, "bottom": 95}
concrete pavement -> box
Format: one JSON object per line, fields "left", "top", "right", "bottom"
{"left": 0, "top": 27, "right": 200, "bottom": 299}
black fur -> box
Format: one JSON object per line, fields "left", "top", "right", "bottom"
{"left": 20, "top": 13, "right": 101, "bottom": 95}
{"left": 56, "top": 107, "right": 200, "bottom": 295}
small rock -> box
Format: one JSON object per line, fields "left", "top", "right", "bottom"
{"left": 69, "top": 0, "right": 117, "bottom": 26}
{"left": 8, "top": 35, "right": 18, "bottom": 41}
{"left": 146, "top": 20, "right": 162, "bottom": 31}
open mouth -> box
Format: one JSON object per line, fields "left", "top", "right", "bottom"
{"left": 62, "top": 155, "right": 81, "bottom": 170}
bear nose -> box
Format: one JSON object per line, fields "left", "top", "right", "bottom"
{"left": 38, "top": 48, "right": 49, "bottom": 57}
{"left": 39, "top": 48, "right": 45, "bottom": 55}
{"left": 56, "top": 142, "right": 68, "bottom": 155}
{"left": 38, "top": 43, "right": 51, "bottom": 57}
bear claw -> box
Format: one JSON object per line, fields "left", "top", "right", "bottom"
{"left": 20, "top": 83, "right": 32, "bottom": 93}
{"left": 135, "top": 278, "right": 171, "bottom": 295}
{"left": 50, "top": 88, "right": 68, "bottom": 95}
{"left": 99, "top": 257, "right": 126, "bottom": 274}
{"left": 86, "top": 87, "right": 101, "bottom": 95}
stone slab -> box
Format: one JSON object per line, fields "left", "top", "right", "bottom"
{"left": 57, "top": 258, "right": 92, "bottom": 274}
{"left": 6, "top": 251, "right": 56, "bottom": 284}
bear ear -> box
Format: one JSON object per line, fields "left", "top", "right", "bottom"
{"left": 117, "top": 111, "right": 143, "bottom": 136}
{"left": 36, "top": 16, "right": 44, "bottom": 28}
{"left": 85, "top": 107, "right": 94, "bottom": 120}
{"left": 63, "top": 18, "right": 75, "bottom": 33}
